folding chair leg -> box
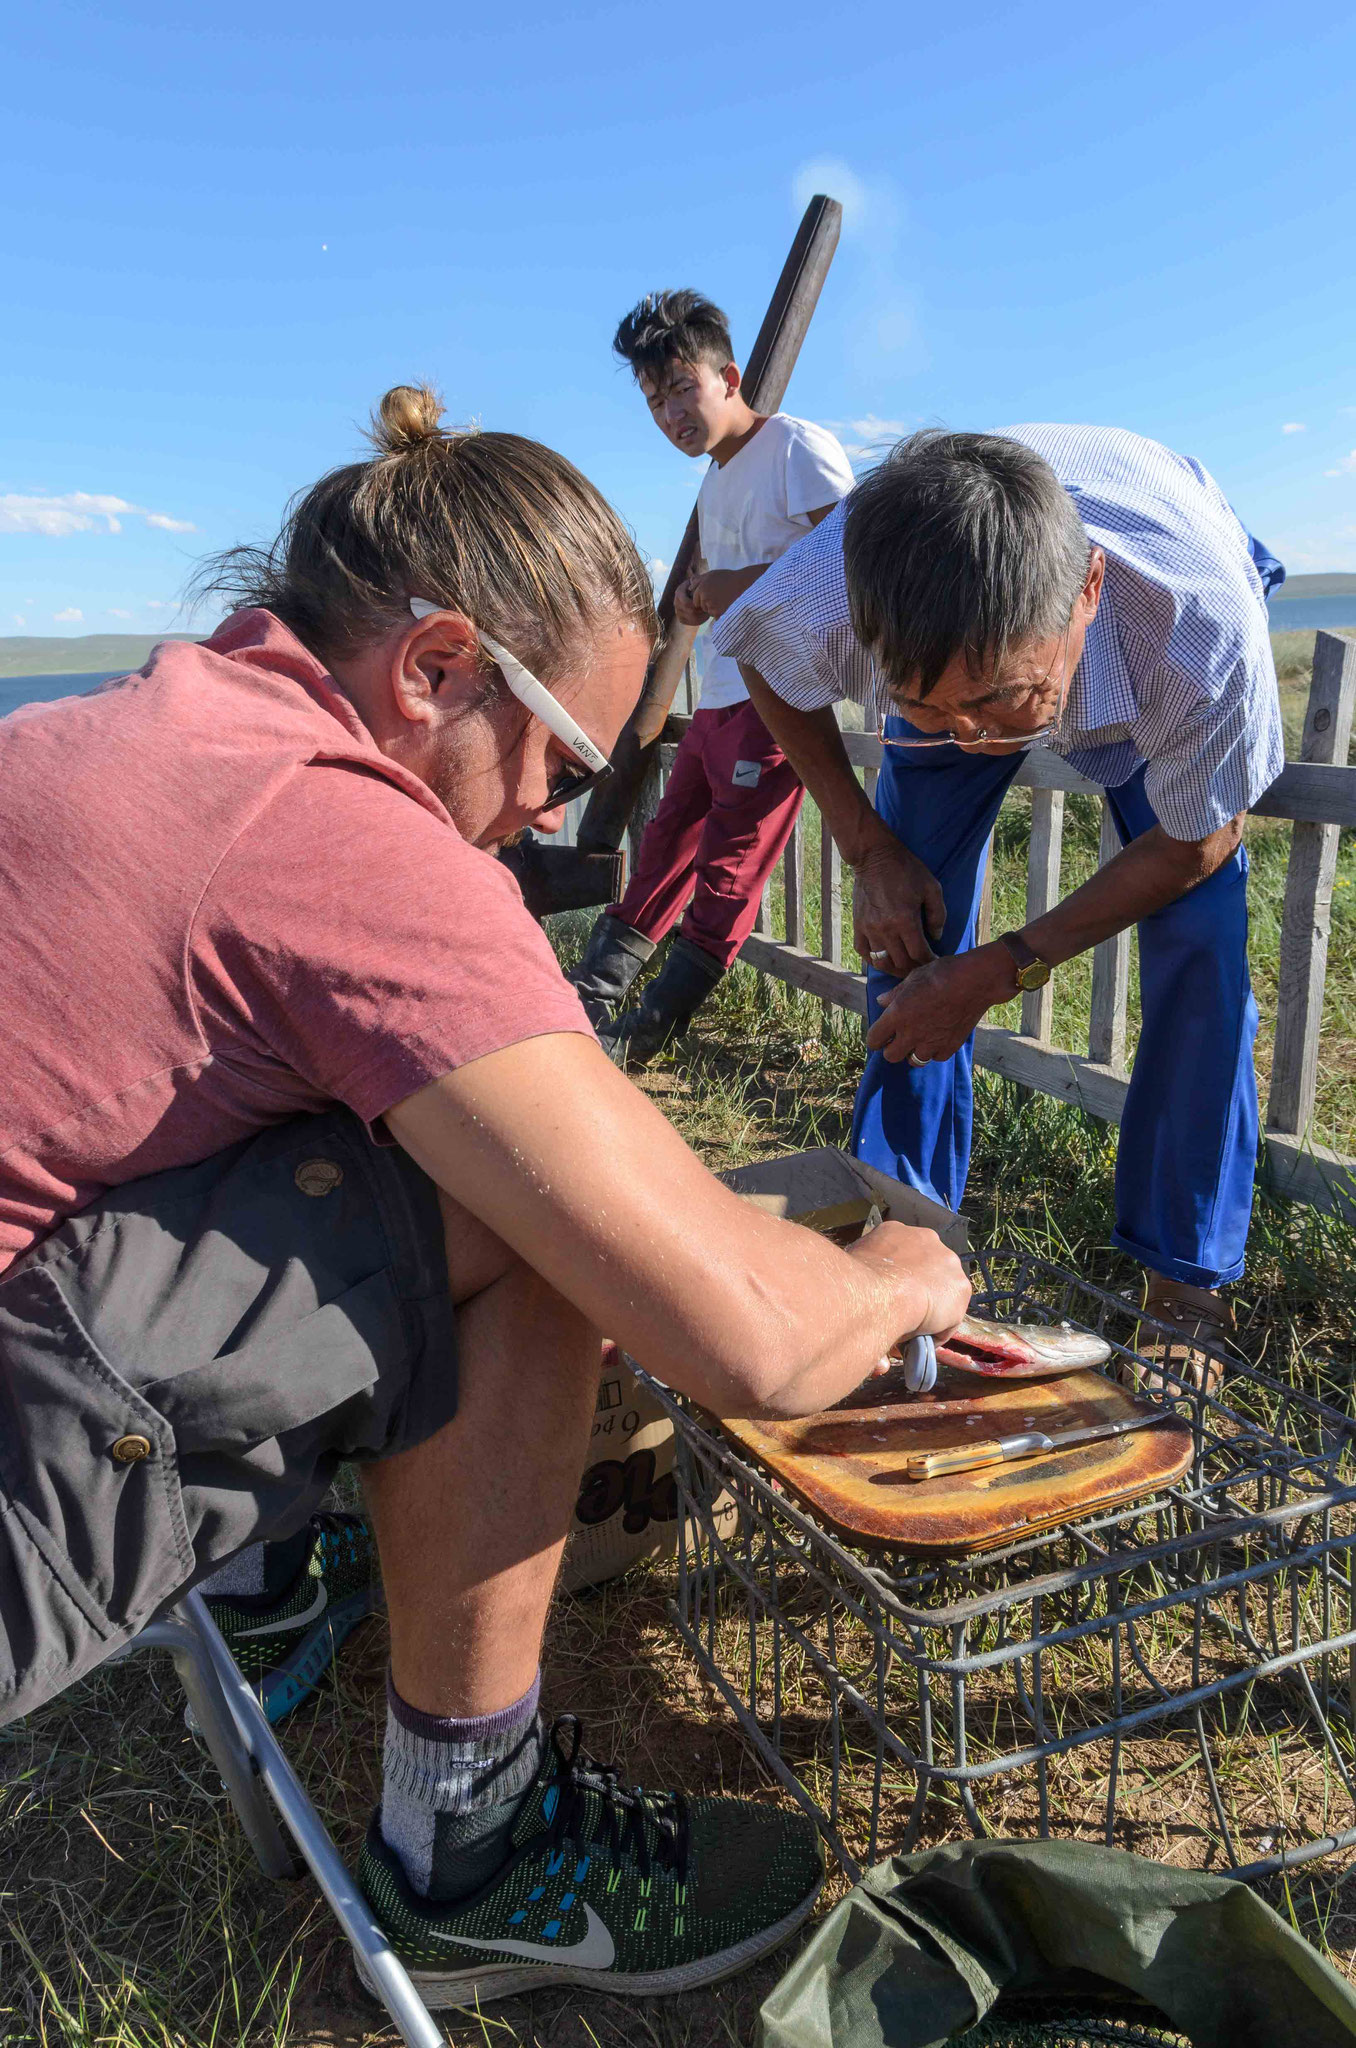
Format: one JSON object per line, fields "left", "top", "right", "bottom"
{"left": 118, "top": 1616, "right": 300, "bottom": 1881}
{"left": 180, "top": 1593, "right": 443, "bottom": 2048}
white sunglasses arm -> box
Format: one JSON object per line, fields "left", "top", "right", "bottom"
{"left": 408, "top": 600, "right": 609, "bottom": 775}
{"left": 476, "top": 632, "right": 610, "bottom": 776}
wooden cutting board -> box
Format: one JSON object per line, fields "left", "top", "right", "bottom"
{"left": 718, "top": 1365, "right": 1194, "bottom": 1555}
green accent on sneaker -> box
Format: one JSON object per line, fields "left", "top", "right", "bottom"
{"left": 204, "top": 1512, "right": 380, "bottom": 1724}
{"left": 356, "top": 1716, "right": 823, "bottom": 2009}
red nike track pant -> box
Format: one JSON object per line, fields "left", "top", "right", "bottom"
{"left": 610, "top": 700, "right": 804, "bottom": 972}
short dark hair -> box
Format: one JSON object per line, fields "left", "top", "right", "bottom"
{"left": 844, "top": 430, "right": 1091, "bottom": 697}
{"left": 612, "top": 290, "right": 735, "bottom": 386}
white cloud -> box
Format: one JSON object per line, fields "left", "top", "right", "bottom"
{"left": 53, "top": 606, "right": 84, "bottom": 624}
{"left": 1, "top": 492, "right": 136, "bottom": 537}
{"left": 106, "top": 607, "right": 132, "bottom": 619}
{"left": 792, "top": 157, "right": 873, "bottom": 237}
{"left": 1266, "top": 524, "right": 1356, "bottom": 573}
{"left": 1282, "top": 422, "right": 1306, "bottom": 434}
{"left": 1324, "top": 450, "right": 1356, "bottom": 477}
{"left": 790, "top": 157, "right": 915, "bottom": 370}
{"left": 146, "top": 599, "right": 168, "bottom": 611}
{"left": 819, "top": 413, "right": 916, "bottom": 466}
{"left": 0, "top": 491, "right": 196, "bottom": 538}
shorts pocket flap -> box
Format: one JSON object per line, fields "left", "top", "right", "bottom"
{"left": 140, "top": 1268, "right": 399, "bottom": 1454}
{"left": 0, "top": 1264, "right": 194, "bottom": 1635}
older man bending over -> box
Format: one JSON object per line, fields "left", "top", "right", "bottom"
{"left": 714, "top": 426, "right": 1285, "bottom": 1381}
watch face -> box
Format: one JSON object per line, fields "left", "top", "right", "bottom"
{"left": 1018, "top": 960, "right": 1051, "bottom": 990}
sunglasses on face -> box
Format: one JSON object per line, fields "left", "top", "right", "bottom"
{"left": 878, "top": 600, "right": 1080, "bottom": 752}
{"left": 408, "top": 599, "right": 612, "bottom": 811}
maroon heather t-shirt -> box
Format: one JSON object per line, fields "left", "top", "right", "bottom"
{"left": 0, "top": 608, "right": 592, "bottom": 1273}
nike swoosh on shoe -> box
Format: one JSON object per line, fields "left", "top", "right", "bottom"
{"left": 236, "top": 1581, "right": 329, "bottom": 1639}
{"left": 429, "top": 1902, "right": 617, "bottom": 1970}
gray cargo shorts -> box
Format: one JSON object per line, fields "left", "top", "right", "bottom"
{"left": 0, "top": 1108, "right": 456, "bottom": 1726}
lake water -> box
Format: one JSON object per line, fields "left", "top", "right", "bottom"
{"left": 1268, "top": 595, "right": 1356, "bottom": 631}
{"left": 0, "top": 671, "right": 118, "bottom": 718}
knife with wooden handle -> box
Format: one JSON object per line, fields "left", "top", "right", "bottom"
{"left": 901, "top": 1408, "right": 1172, "bottom": 1481}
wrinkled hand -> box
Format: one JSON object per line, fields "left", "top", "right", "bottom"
{"left": 673, "top": 575, "right": 706, "bottom": 627}
{"left": 852, "top": 838, "right": 947, "bottom": 977}
{"left": 866, "top": 945, "right": 1014, "bottom": 1064}
{"left": 846, "top": 1219, "right": 971, "bottom": 1352}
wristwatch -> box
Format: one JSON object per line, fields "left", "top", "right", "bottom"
{"left": 997, "top": 930, "right": 1052, "bottom": 993}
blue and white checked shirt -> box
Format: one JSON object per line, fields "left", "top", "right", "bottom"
{"left": 711, "top": 423, "right": 1285, "bottom": 842}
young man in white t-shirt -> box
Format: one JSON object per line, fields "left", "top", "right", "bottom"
{"left": 571, "top": 289, "right": 855, "bottom": 1060}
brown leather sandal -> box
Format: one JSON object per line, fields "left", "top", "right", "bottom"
{"left": 1126, "top": 1276, "right": 1237, "bottom": 1399}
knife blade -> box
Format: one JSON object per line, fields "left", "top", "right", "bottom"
{"left": 901, "top": 1407, "right": 1174, "bottom": 1481}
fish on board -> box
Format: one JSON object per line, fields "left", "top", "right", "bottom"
{"left": 931, "top": 1314, "right": 1112, "bottom": 1379}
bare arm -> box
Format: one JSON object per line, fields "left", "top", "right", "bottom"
{"left": 1027, "top": 817, "right": 1243, "bottom": 960}
{"left": 385, "top": 1033, "right": 969, "bottom": 1417}
{"left": 740, "top": 662, "right": 946, "bottom": 968}
{"left": 869, "top": 816, "right": 1246, "bottom": 1062}
{"left": 680, "top": 505, "right": 839, "bottom": 625}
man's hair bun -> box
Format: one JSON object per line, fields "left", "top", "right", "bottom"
{"left": 370, "top": 383, "right": 445, "bottom": 454}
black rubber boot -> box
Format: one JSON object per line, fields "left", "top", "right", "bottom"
{"left": 568, "top": 914, "right": 657, "bottom": 1031}
{"left": 601, "top": 937, "right": 725, "bottom": 1067}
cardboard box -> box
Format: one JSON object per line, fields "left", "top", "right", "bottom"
{"left": 561, "top": 1148, "right": 964, "bottom": 1592}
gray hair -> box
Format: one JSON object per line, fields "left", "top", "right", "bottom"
{"left": 843, "top": 430, "right": 1091, "bottom": 697}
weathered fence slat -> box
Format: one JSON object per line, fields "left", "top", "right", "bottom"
{"left": 1021, "top": 789, "right": 1064, "bottom": 1040}
{"left": 627, "top": 753, "right": 664, "bottom": 874}
{"left": 977, "top": 833, "right": 995, "bottom": 947}
{"left": 783, "top": 810, "right": 806, "bottom": 949}
{"left": 820, "top": 809, "right": 842, "bottom": 966}
{"left": 1088, "top": 801, "right": 1131, "bottom": 1070}
{"left": 1267, "top": 630, "right": 1356, "bottom": 1137}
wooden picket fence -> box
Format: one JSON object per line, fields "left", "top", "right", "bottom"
{"left": 643, "top": 628, "right": 1356, "bottom": 1223}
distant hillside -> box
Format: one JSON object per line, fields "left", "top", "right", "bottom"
{"left": 0, "top": 633, "right": 198, "bottom": 677}
{"left": 1271, "top": 573, "right": 1356, "bottom": 601}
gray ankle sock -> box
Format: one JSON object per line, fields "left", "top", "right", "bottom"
{"left": 200, "top": 1525, "right": 313, "bottom": 1599}
{"left": 381, "top": 1671, "right": 546, "bottom": 1901}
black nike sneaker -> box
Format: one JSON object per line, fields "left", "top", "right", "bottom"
{"left": 357, "top": 1716, "right": 824, "bottom": 2007}
{"left": 204, "top": 1511, "right": 380, "bottom": 1724}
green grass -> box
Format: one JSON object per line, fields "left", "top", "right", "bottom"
{"left": 5, "top": 634, "right": 1356, "bottom": 2045}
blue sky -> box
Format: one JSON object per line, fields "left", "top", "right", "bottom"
{"left": 3, "top": 0, "right": 1355, "bottom": 638}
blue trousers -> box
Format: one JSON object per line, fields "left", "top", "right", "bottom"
{"left": 850, "top": 744, "right": 1259, "bottom": 1287}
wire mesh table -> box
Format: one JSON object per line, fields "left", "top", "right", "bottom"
{"left": 644, "top": 1250, "right": 1356, "bottom": 1883}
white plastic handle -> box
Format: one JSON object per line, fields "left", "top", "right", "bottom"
{"left": 900, "top": 1332, "right": 938, "bottom": 1394}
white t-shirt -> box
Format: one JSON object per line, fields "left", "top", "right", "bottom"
{"left": 693, "top": 413, "right": 855, "bottom": 711}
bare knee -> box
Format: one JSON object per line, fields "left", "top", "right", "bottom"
{"left": 437, "top": 1185, "right": 523, "bottom": 1305}
{"left": 437, "top": 1188, "right": 593, "bottom": 1337}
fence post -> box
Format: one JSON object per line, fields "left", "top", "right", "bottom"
{"left": 626, "top": 750, "right": 664, "bottom": 878}
{"left": 977, "top": 833, "right": 995, "bottom": 947}
{"left": 783, "top": 810, "right": 806, "bottom": 948}
{"left": 1088, "top": 801, "right": 1131, "bottom": 1070}
{"left": 820, "top": 810, "right": 843, "bottom": 967}
{"left": 1267, "top": 630, "right": 1356, "bottom": 1137}
{"left": 1022, "top": 789, "right": 1064, "bottom": 1040}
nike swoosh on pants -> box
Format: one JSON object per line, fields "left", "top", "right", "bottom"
{"left": 236, "top": 1581, "right": 329, "bottom": 1639}
{"left": 429, "top": 1902, "right": 617, "bottom": 1969}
